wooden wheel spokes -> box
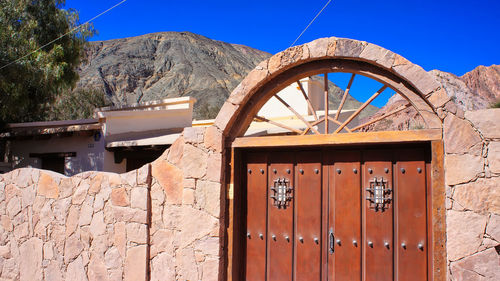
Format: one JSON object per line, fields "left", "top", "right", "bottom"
{"left": 334, "top": 85, "right": 388, "bottom": 133}
{"left": 252, "top": 72, "right": 420, "bottom": 136}
{"left": 334, "top": 73, "right": 356, "bottom": 121}
{"left": 296, "top": 80, "right": 319, "bottom": 121}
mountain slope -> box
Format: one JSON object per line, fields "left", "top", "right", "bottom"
{"left": 460, "top": 64, "right": 500, "bottom": 105}
{"left": 78, "top": 32, "right": 271, "bottom": 119}
{"left": 76, "top": 32, "right": 377, "bottom": 120}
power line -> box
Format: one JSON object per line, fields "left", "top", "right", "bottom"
{"left": 0, "top": 0, "right": 128, "bottom": 71}
{"left": 289, "top": 0, "right": 332, "bottom": 48}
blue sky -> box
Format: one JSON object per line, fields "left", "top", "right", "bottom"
{"left": 64, "top": 0, "right": 499, "bottom": 107}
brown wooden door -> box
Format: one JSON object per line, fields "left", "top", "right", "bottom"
{"left": 243, "top": 147, "right": 429, "bottom": 281}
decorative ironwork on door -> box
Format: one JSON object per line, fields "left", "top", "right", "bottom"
{"left": 366, "top": 177, "right": 392, "bottom": 211}
{"left": 270, "top": 178, "right": 293, "bottom": 209}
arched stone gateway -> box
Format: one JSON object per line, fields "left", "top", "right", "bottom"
{"left": 217, "top": 38, "right": 447, "bottom": 281}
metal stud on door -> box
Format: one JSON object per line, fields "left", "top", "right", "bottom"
{"left": 362, "top": 150, "right": 394, "bottom": 281}
{"left": 329, "top": 151, "right": 362, "bottom": 281}
{"left": 267, "top": 152, "right": 294, "bottom": 281}
{"left": 245, "top": 153, "right": 268, "bottom": 281}
{"left": 295, "top": 151, "right": 322, "bottom": 281}
{"left": 395, "top": 149, "right": 428, "bottom": 281}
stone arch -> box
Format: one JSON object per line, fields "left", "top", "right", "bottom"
{"left": 214, "top": 37, "right": 447, "bottom": 139}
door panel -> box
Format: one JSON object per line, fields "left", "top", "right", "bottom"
{"left": 330, "top": 151, "right": 362, "bottom": 281}
{"left": 268, "top": 152, "right": 294, "bottom": 281}
{"left": 362, "top": 150, "right": 394, "bottom": 281}
{"left": 295, "top": 151, "right": 323, "bottom": 281}
{"left": 242, "top": 147, "right": 430, "bottom": 281}
{"left": 245, "top": 153, "right": 268, "bottom": 281}
{"left": 395, "top": 149, "right": 428, "bottom": 281}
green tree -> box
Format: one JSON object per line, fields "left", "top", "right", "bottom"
{"left": 0, "top": 0, "right": 94, "bottom": 125}
{"left": 48, "top": 87, "right": 111, "bottom": 120}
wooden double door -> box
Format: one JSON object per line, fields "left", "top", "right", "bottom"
{"left": 243, "top": 146, "right": 430, "bottom": 281}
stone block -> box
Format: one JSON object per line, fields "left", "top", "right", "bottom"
{"left": 428, "top": 88, "right": 450, "bottom": 109}
{"left": 202, "top": 259, "right": 220, "bottom": 281}
{"left": 196, "top": 181, "right": 221, "bottom": 218}
{"left": 131, "top": 187, "right": 147, "bottom": 210}
{"left": 111, "top": 187, "right": 129, "bottom": 207}
{"left": 447, "top": 210, "right": 488, "bottom": 261}
{"left": 453, "top": 177, "right": 500, "bottom": 214}
{"left": 182, "top": 188, "right": 195, "bottom": 205}
{"left": 124, "top": 245, "right": 147, "bottom": 281}
{"left": 72, "top": 182, "right": 89, "bottom": 205}
{"left": 180, "top": 206, "right": 218, "bottom": 248}
{"left": 44, "top": 261, "right": 63, "bottom": 281}
{"left": 65, "top": 205, "right": 80, "bottom": 237}
{"left": 64, "top": 234, "right": 84, "bottom": 264}
{"left": 206, "top": 152, "right": 223, "bottom": 183}
{"left": 334, "top": 38, "right": 367, "bottom": 58}
{"left": 126, "top": 223, "right": 147, "bottom": 244}
{"left": 204, "top": 126, "right": 223, "bottom": 153}
{"left": 359, "top": 43, "right": 395, "bottom": 69}
{"left": 184, "top": 126, "right": 205, "bottom": 144}
{"left": 152, "top": 160, "right": 183, "bottom": 204}
{"left": 176, "top": 247, "right": 199, "bottom": 281}
{"left": 305, "top": 37, "right": 330, "bottom": 58}
{"left": 151, "top": 252, "right": 175, "bottom": 281}
{"left": 444, "top": 114, "right": 482, "bottom": 154}
{"left": 89, "top": 174, "right": 103, "bottom": 194}
{"left": 104, "top": 247, "right": 122, "bottom": 269}
{"left": 19, "top": 237, "right": 43, "bottom": 281}
{"left": 181, "top": 144, "right": 208, "bottom": 180}
{"left": 450, "top": 248, "right": 500, "bottom": 280}
{"left": 465, "top": 109, "right": 500, "bottom": 139}
{"left": 487, "top": 141, "right": 500, "bottom": 174}
{"left": 65, "top": 256, "right": 87, "bottom": 281}
{"left": 113, "top": 222, "right": 126, "bottom": 258}
{"left": 37, "top": 172, "right": 59, "bottom": 199}
{"left": 166, "top": 136, "right": 184, "bottom": 166}
{"left": 393, "top": 63, "right": 439, "bottom": 96}
{"left": 445, "top": 154, "right": 483, "bottom": 186}
{"left": 151, "top": 229, "right": 174, "bottom": 257}
{"left": 214, "top": 102, "right": 239, "bottom": 133}
{"left": 279, "top": 45, "right": 310, "bottom": 69}
{"left": 90, "top": 211, "right": 106, "bottom": 238}
{"left": 88, "top": 255, "right": 109, "bottom": 281}
{"left": 7, "top": 196, "right": 21, "bottom": 219}
{"left": 79, "top": 202, "right": 94, "bottom": 226}
{"left": 21, "top": 185, "right": 35, "bottom": 209}
{"left": 121, "top": 170, "right": 137, "bottom": 187}
{"left": 267, "top": 52, "right": 283, "bottom": 74}
{"left": 486, "top": 214, "right": 500, "bottom": 242}
{"left": 195, "top": 237, "right": 220, "bottom": 257}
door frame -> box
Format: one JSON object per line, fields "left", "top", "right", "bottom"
{"left": 225, "top": 129, "right": 446, "bottom": 281}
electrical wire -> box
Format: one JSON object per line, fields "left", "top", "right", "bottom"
{"left": 0, "top": 0, "right": 128, "bottom": 71}
{"left": 289, "top": 0, "right": 332, "bottom": 48}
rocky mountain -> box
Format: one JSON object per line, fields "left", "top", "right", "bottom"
{"left": 76, "top": 32, "right": 376, "bottom": 120}
{"left": 460, "top": 64, "right": 500, "bottom": 105}
{"left": 361, "top": 64, "right": 500, "bottom": 132}
{"left": 77, "top": 32, "right": 271, "bottom": 119}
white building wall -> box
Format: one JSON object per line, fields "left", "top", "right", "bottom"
{"left": 10, "top": 133, "right": 125, "bottom": 176}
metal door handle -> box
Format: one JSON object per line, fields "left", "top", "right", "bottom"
{"left": 329, "top": 229, "right": 334, "bottom": 254}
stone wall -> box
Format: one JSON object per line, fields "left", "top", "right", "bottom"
{"left": 443, "top": 107, "right": 500, "bottom": 280}
{"left": 0, "top": 167, "right": 150, "bottom": 281}
{"left": 0, "top": 110, "right": 499, "bottom": 280}
{"left": 0, "top": 125, "right": 223, "bottom": 281}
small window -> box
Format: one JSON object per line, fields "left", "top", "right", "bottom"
{"left": 30, "top": 152, "right": 76, "bottom": 175}
{"left": 41, "top": 156, "right": 65, "bottom": 174}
